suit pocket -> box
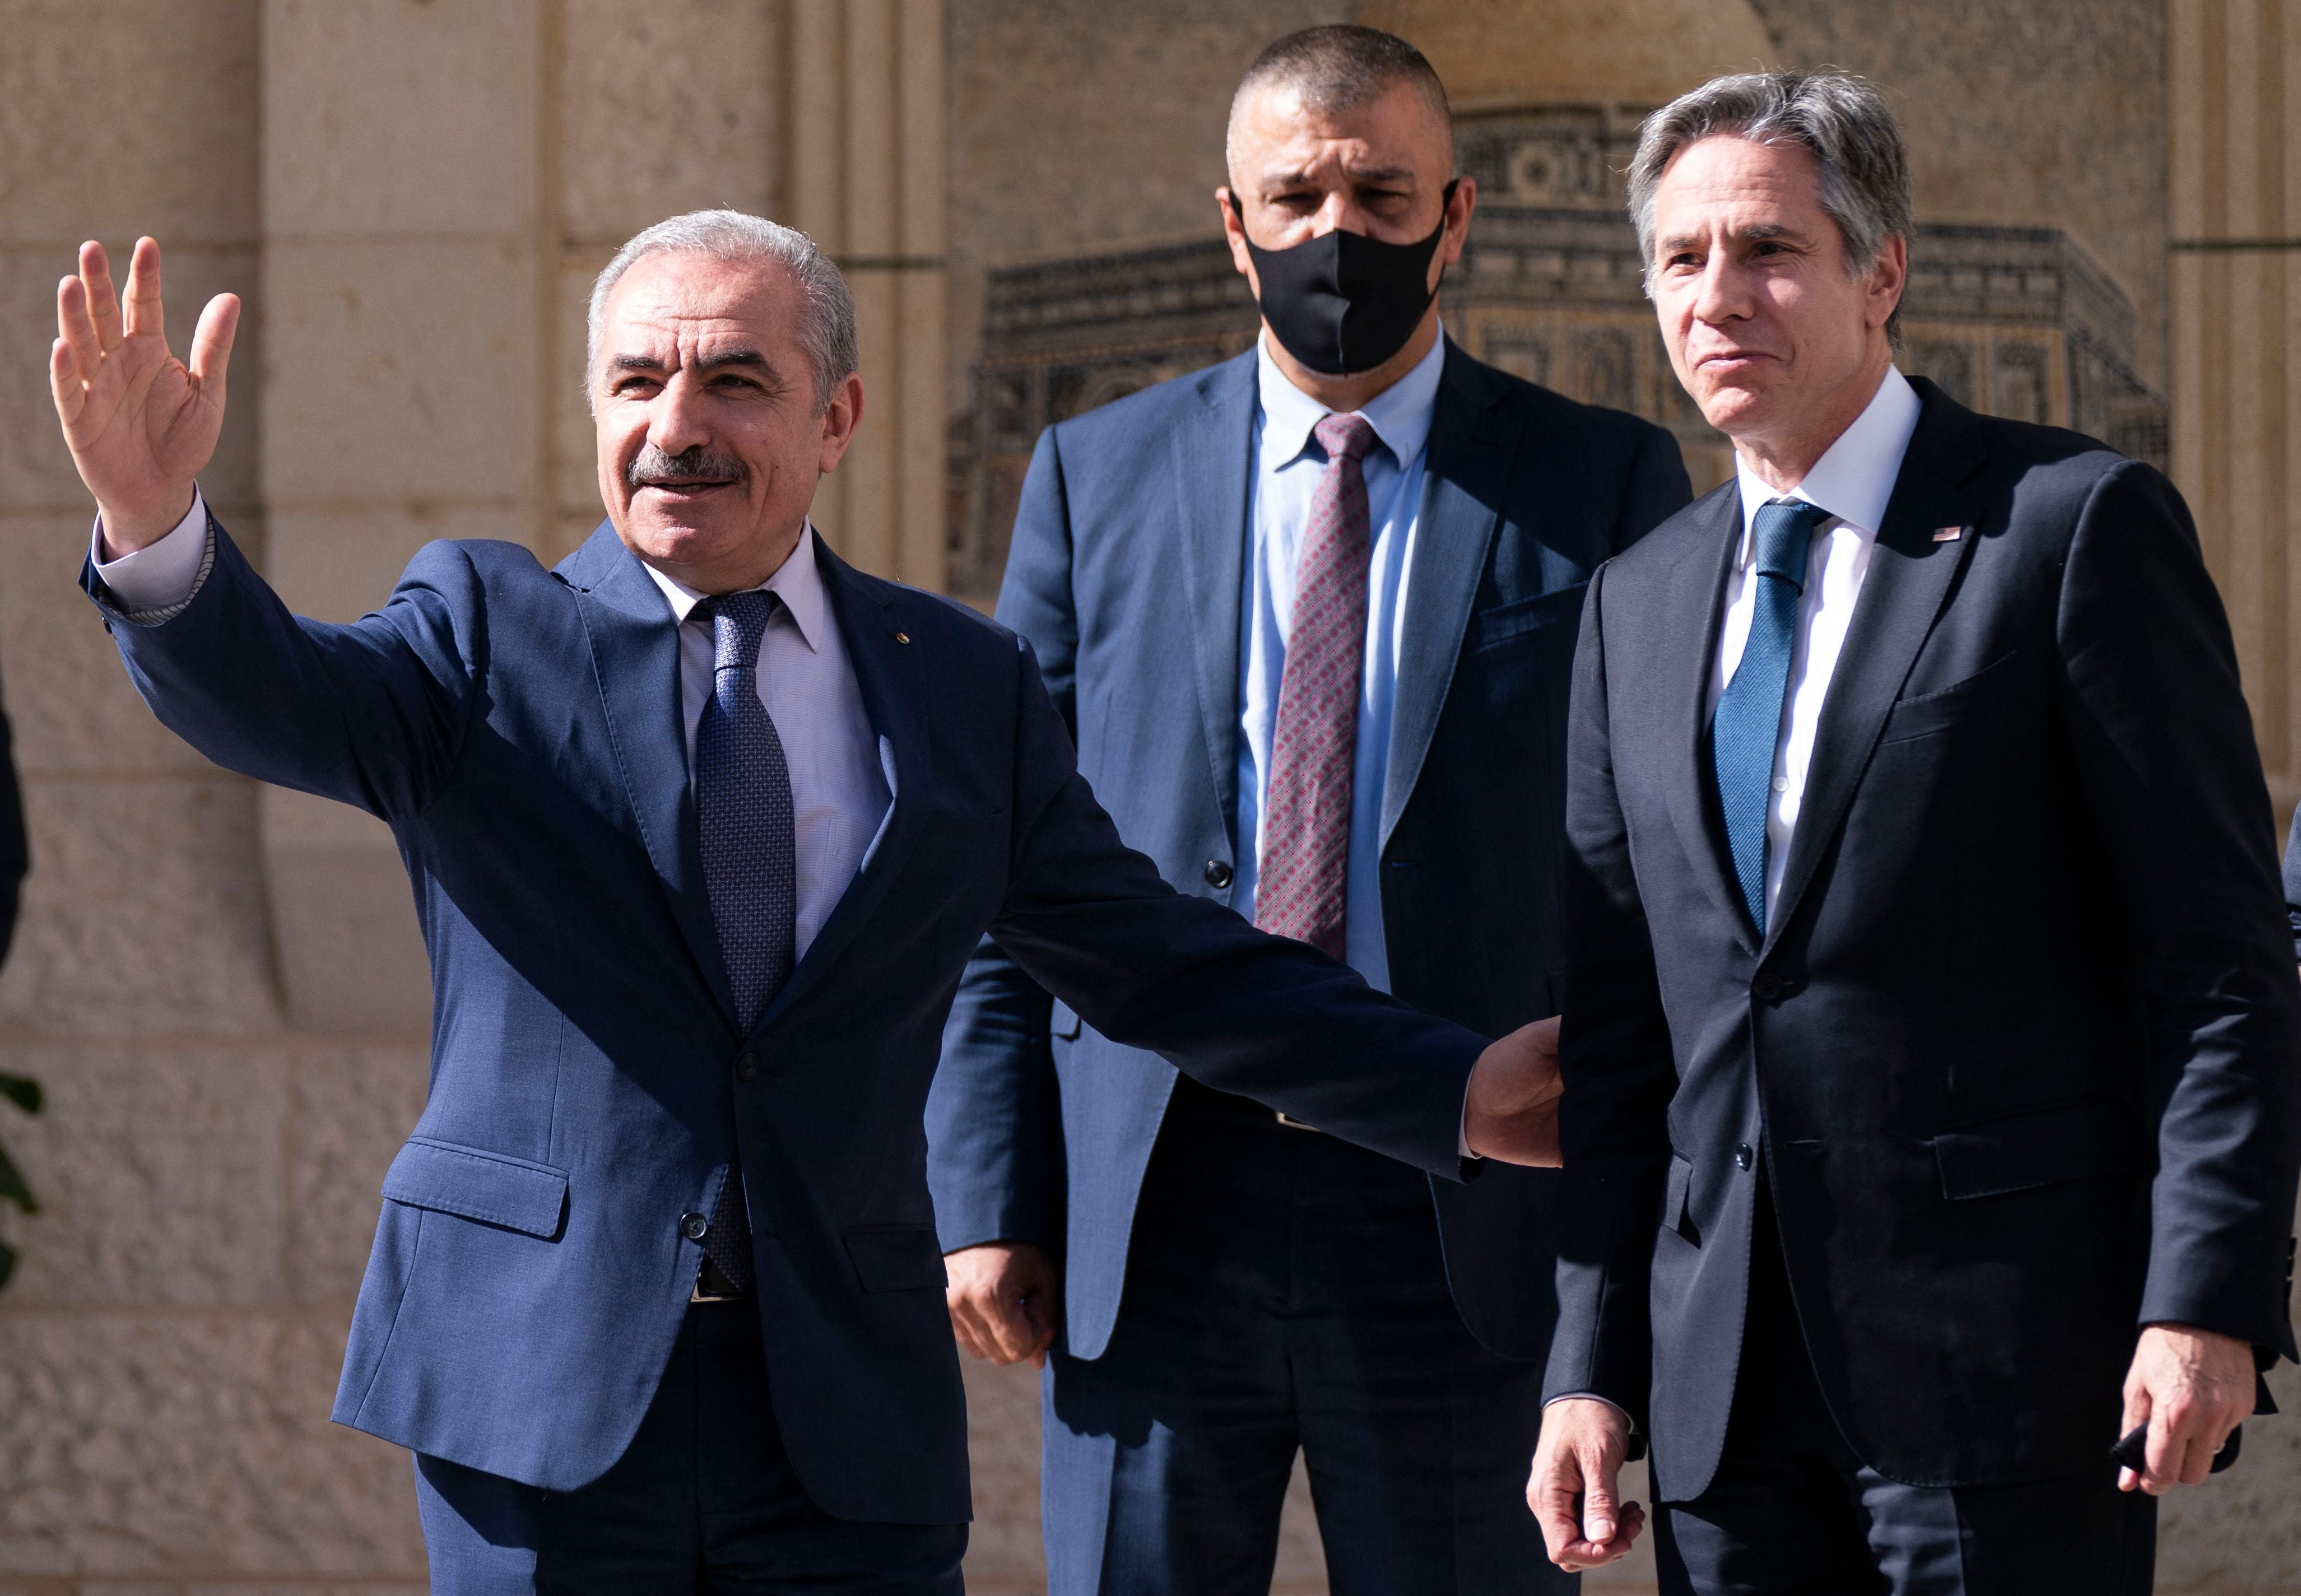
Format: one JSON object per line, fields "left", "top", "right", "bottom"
{"left": 1932, "top": 1098, "right": 2143, "bottom": 1201}
{"left": 844, "top": 1226, "right": 950, "bottom": 1293}
{"left": 1660, "top": 1152, "right": 1698, "bottom": 1244}
{"left": 1475, "top": 583, "right": 1589, "bottom": 650}
{"left": 381, "top": 1137, "right": 570, "bottom": 1239}
{"left": 1879, "top": 649, "right": 2028, "bottom": 744}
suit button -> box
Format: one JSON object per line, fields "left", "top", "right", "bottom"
{"left": 679, "top": 1211, "right": 709, "bottom": 1241}
{"left": 735, "top": 1051, "right": 762, "bottom": 1082}
{"left": 1204, "top": 859, "right": 1234, "bottom": 889}
{"left": 1735, "top": 1143, "right": 1754, "bottom": 1171}
{"left": 1752, "top": 973, "right": 1783, "bottom": 1001}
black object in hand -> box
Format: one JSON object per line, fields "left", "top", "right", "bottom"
{"left": 2112, "top": 1423, "right": 2242, "bottom": 1474}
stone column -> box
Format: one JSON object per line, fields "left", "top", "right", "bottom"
{"left": 2169, "top": 0, "right": 2301, "bottom": 810}
{"left": 792, "top": 0, "right": 949, "bottom": 589}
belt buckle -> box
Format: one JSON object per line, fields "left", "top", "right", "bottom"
{"left": 1273, "top": 1112, "right": 1325, "bottom": 1134}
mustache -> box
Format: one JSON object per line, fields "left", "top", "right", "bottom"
{"left": 625, "top": 444, "right": 746, "bottom": 491}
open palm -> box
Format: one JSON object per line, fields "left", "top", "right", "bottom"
{"left": 49, "top": 237, "right": 239, "bottom": 553}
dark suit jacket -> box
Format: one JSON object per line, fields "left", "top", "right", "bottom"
{"left": 929, "top": 340, "right": 1689, "bottom": 1361}
{"left": 82, "top": 517, "right": 1489, "bottom": 1523}
{"left": 1548, "top": 378, "right": 2301, "bottom": 1498}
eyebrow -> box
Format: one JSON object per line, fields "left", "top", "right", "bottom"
{"left": 1657, "top": 221, "right": 1805, "bottom": 254}
{"left": 606, "top": 348, "right": 774, "bottom": 375}
{"left": 1260, "top": 164, "right": 1419, "bottom": 189}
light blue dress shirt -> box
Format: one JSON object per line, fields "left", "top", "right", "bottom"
{"left": 1231, "top": 327, "right": 1447, "bottom": 995}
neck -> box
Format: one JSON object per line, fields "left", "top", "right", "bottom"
{"left": 1731, "top": 346, "right": 1893, "bottom": 495}
{"left": 1263, "top": 305, "right": 1440, "bottom": 413}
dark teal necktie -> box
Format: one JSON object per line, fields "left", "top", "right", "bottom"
{"left": 1711, "top": 499, "right": 1830, "bottom": 935}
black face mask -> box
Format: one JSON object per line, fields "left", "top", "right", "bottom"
{"left": 1232, "top": 180, "right": 1457, "bottom": 376}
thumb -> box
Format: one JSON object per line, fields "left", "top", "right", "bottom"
{"left": 188, "top": 292, "right": 240, "bottom": 406}
{"left": 1580, "top": 1445, "right": 1620, "bottom": 1544}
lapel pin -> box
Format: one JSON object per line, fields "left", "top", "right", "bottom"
{"left": 894, "top": 632, "right": 911, "bottom": 645}
{"left": 1932, "top": 525, "right": 1965, "bottom": 543}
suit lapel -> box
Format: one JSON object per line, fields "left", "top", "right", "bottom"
{"left": 1761, "top": 385, "right": 1987, "bottom": 954}
{"left": 1658, "top": 483, "right": 1756, "bottom": 950}
{"left": 1380, "top": 341, "right": 1516, "bottom": 849}
{"left": 564, "top": 524, "right": 740, "bottom": 1031}
{"left": 1169, "top": 353, "right": 1257, "bottom": 849}
{"left": 751, "top": 538, "right": 931, "bottom": 1032}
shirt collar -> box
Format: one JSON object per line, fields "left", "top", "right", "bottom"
{"left": 1732, "top": 365, "right": 1923, "bottom": 562}
{"left": 1255, "top": 318, "right": 1448, "bottom": 472}
{"left": 639, "top": 522, "right": 830, "bottom": 655}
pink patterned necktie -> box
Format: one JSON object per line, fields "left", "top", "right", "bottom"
{"left": 1256, "top": 412, "right": 1377, "bottom": 960}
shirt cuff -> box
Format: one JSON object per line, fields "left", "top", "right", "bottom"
{"left": 92, "top": 488, "right": 211, "bottom": 618}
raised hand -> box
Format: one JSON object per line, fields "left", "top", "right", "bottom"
{"left": 1463, "top": 1013, "right": 1564, "bottom": 1165}
{"left": 49, "top": 238, "right": 239, "bottom": 555}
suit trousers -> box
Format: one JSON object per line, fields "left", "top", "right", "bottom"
{"left": 1041, "top": 1086, "right": 1568, "bottom": 1596}
{"left": 413, "top": 1300, "right": 968, "bottom": 1595}
{"left": 1653, "top": 1183, "right": 2155, "bottom": 1596}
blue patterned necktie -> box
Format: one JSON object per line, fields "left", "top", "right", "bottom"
{"left": 1710, "top": 499, "right": 1830, "bottom": 936}
{"left": 694, "top": 589, "right": 796, "bottom": 1294}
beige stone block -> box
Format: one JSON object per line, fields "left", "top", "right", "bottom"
{"left": 0, "top": 247, "right": 262, "bottom": 515}
{"left": 0, "top": 515, "right": 228, "bottom": 779}
{"left": 557, "top": 260, "right": 607, "bottom": 518}
{"left": 258, "top": 789, "right": 430, "bottom": 1041}
{"left": 959, "top": 1357, "right": 1044, "bottom": 1590}
{"left": 259, "top": 240, "right": 534, "bottom": 508}
{"left": 289, "top": 1040, "right": 429, "bottom": 1305}
{"left": 0, "top": 1311, "right": 423, "bottom": 1576}
{"left": 0, "top": 776, "right": 280, "bottom": 1037}
{"left": 0, "top": 0, "right": 259, "bottom": 245}
{"left": 559, "top": 0, "right": 783, "bottom": 246}
{"left": 262, "top": 0, "right": 533, "bottom": 237}
{"left": 263, "top": 505, "right": 531, "bottom": 625}
{"left": 0, "top": 1043, "right": 287, "bottom": 1306}
{"left": 2157, "top": 1358, "right": 2301, "bottom": 1591}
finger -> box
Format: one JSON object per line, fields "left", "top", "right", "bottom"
{"left": 2143, "top": 1406, "right": 2188, "bottom": 1493}
{"left": 121, "top": 236, "right": 164, "bottom": 343}
{"left": 189, "top": 292, "right": 240, "bottom": 403}
{"left": 57, "top": 274, "right": 103, "bottom": 377}
{"left": 50, "top": 337, "right": 84, "bottom": 426}
{"left": 1529, "top": 1454, "right": 1585, "bottom": 1560}
{"left": 1579, "top": 1445, "right": 1621, "bottom": 1543}
{"left": 78, "top": 240, "right": 123, "bottom": 352}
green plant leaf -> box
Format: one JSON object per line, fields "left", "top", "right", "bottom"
{"left": 0, "top": 1141, "right": 36, "bottom": 1215}
{"left": 0, "top": 1073, "right": 40, "bottom": 1115}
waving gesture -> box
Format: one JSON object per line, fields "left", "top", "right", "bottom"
{"left": 50, "top": 238, "right": 239, "bottom": 556}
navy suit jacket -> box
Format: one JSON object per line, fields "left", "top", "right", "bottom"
{"left": 83, "top": 516, "right": 1490, "bottom": 1524}
{"left": 928, "top": 341, "right": 1689, "bottom": 1361}
{"left": 1549, "top": 379, "right": 2301, "bottom": 1498}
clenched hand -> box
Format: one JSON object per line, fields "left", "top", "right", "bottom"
{"left": 50, "top": 237, "right": 239, "bottom": 555}
{"left": 1463, "top": 1014, "right": 1564, "bottom": 1166}
{"left": 944, "top": 1240, "right": 1059, "bottom": 1369}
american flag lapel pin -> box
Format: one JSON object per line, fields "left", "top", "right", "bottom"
{"left": 1932, "top": 524, "right": 1966, "bottom": 543}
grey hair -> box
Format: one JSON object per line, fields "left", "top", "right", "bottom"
{"left": 585, "top": 208, "right": 857, "bottom": 414}
{"left": 1226, "top": 24, "right": 1453, "bottom": 183}
{"left": 1626, "top": 72, "right": 1912, "bottom": 345}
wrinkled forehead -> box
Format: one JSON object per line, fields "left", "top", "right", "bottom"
{"left": 1653, "top": 134, "right": 1830, "bottom": 232}
{"left": 1229, "top": 78, "right": 1452, "bottom": 186}
{"left": 602, "top": 251, "right": 800, "bottom": 356}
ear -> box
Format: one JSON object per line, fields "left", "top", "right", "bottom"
{"left": 816, "top": 370, "right": 864, "bottom": 474}
{"left": 1216, "top": 187, "right": 1261, "bottom": 298}
{"left": 1437, "top": 176, "right": 1477, "bottom": 274}
{"left": 1864, "top": 232, "right": 1909, "bottom": 333}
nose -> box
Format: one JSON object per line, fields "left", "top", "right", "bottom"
{"left": 1309, "top": 188, "right": 1366, "bottom": 239}
{"left": 645, "top": 370, "right": 712, "bottom": 458}
{"left": 1690, "top": 245, "right": 1751, "bottom": 328}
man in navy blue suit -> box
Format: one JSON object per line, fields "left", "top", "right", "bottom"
{"left": 48, "top": 216, "right": 1566, "bottom": 1593}
{"left": 928, "top": 27, "right": 1688, "bottom": 1596}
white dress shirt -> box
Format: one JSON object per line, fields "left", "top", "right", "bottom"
{"left": 94, "top": 495, "right": 889, "bottom": 964}
{"left": 1233, "top": 323, "right": 1445, "bottom": 994}
{"left": 1708, "top": 366, "right": 1922, "bottom": 920}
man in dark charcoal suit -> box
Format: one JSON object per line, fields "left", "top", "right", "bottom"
{"left": 1527, "top": 73, "right": 2301, "bottom": 1594}
{"left": 48, "top": 217, "right": 1565, "bottom": 1593}
{"left": 928, "top": 27, "right": 1688, "bottom": 1595}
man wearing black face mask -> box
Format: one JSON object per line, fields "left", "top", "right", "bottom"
{"left": 928, "top": 26, "right": 1690, "bottom": 1594}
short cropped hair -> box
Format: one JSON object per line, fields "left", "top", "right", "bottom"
{"left": 1626, "top": 72, "right": 1913, "bottom": 344}
{"left": 1226, "top": 25, "right": 1453, "bottom": 179}
{"left": 585, "top": 209, "right": 858, "bottom": 415}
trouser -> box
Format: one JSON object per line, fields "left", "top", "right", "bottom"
{"left": 413, "top": 1298, "right": 968, "bottom": 1595}
{"left": 1654, "top": 1186, "right": 2155, "bottom": 1595}
{"left": 1042, "top": 1081, "right": 1571, "bottom": 1596}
